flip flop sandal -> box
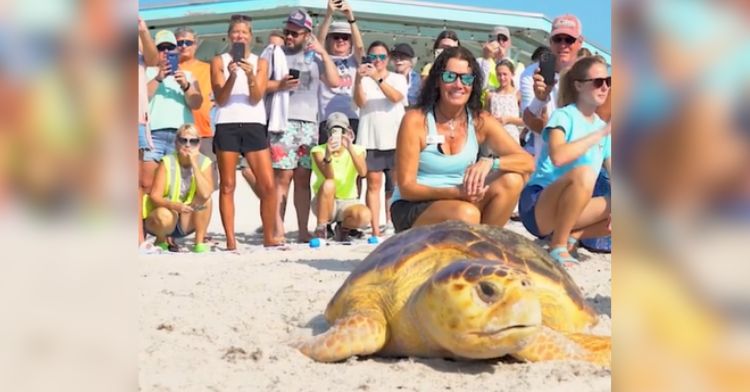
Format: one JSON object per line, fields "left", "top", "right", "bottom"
{"left": 549, "top": 246, "right": 579, "bottom": 267}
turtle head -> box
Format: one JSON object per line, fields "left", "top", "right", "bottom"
{"left": 413, "top": 260, "right": 542, "bottom": 359}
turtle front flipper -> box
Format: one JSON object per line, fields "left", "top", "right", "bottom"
{"left": 513, "top": 326, "right": 611, "bottom": 367}
{"left": 297, "top": 310, "right": 389, "bottom": 362}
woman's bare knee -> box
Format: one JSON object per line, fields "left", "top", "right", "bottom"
{"left": 453, "top": 203, "right": 481, "bottom": 224}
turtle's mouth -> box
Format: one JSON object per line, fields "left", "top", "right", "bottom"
{"left": 473, "top": 324, "right": 537, "bottom": 336}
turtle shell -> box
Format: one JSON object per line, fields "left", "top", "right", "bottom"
{"left": 328, "top": 221, "right": 599, "bottom": 332}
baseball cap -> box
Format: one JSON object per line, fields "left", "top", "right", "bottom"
{"left": 328, "top": 21, "right": 351, "bottom": 35}
{"left": 550, "top": 14, "right": 582, "bottom": 38}
{"left": 391, "top": 43, "right": 415, "bottom": 58}
{"left": 491, "top": 26, "right": 510, "bottom": 39}
{"left": 155, "top": 30, "right": 177, "bottom": 46}
{"left": 326, "top": 112, "right": 350, "bottom": 134}
{"left": 287, "top": 8, "right": 313, "bottom": 31}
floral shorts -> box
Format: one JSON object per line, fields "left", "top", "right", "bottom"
{"left": 269, "top": 120, "right": 318, "bottom": 170}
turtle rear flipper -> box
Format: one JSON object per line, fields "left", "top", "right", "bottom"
{"left": 298, "top": 310, "right": 389, "bottom": 362}
{"left": 513, "top": 326, "right": 611, "bottom": 367}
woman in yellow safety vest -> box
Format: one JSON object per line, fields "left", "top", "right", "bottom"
{"left": 143, "top": 124, "right": 214, "bottom": 252}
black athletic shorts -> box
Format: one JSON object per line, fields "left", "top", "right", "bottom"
{"left": 390, "top": 199, "right": 435, "bottom": 233}
{"left": 214, "top": 122, "right": 268, "bottom": 154}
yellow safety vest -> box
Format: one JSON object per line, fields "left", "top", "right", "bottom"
{"left": 142, "top": 153, "right": 211, "bottom": 219}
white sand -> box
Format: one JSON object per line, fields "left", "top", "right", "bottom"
{"left": 139, "top": 180, "right": 611, "bottom": 391}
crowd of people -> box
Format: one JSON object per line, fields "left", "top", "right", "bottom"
{"left": 138, "top": 0, "right": 611, "bottom": 266}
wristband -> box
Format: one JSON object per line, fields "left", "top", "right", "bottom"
{"left": 181, "top": 82, "right": 190, "bottom": 92}
{"left": 492, "top": 158, "right": 501, "bottom": 171}
{"left": 528, "top": 98, "right": 548, "bottom": 116}
{"left": 348, "top": 19, "right": 356, "bottom": 24}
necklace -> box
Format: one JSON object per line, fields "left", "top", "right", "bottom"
{"left": 437, "top": 106, "right": 462, "bottom": 139}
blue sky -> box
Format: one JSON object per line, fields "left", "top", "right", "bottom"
{"left": 431, "top": 0, "right": 611, "bottom": 51}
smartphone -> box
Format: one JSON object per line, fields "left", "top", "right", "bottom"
{"left": 361, "top": 56, "right": 372, "bottom": 65}
{"left": 288, "top": 68, "right": 300, "bottom": 80}
{"left": 329, "top": 128, "right": 343, "bottom": 148}
{"left": 230, "top": 42, "right": 245, "bottom": 63}
{"left": 166, "top": 52, "right": 179, "bottom": 76}
{"left": 539, "top": 51, "right": 557, "bottom": 86}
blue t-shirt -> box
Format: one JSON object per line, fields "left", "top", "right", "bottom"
{"left": 528, "top": 104, "right": 611, "bottom": 188}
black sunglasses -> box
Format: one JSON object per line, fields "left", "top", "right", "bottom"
{"left": 176, "top": 40, "right": 195, "bottom": 47}
{"left": 177, "top": 137, "right": 200, "bottom": 147}
{"left": 496, "top": 34, "right": 509, "bottom": 43}
{"left": 283, "top": 29, "right": 304, "bottom": 38}
{"left": 551, "top": 35, "right": 578, "bottom": 45}
{"left": 440, "top": 71, "right": 475, "bottom": 86}
{"left": 230, "top": 14, "right": 252, "bottom": 22}
{"left": 330, "top": 34, "right": 350, "bottom": 41}
{"left": 157, "top": 44, "right": 176, "bottom": 52}
{"left": 578, "top": 76, "right": 611, "bottom": 88}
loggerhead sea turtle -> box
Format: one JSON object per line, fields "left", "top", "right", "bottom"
{"left": 297, "top": 221, "right": 610, "bottom": 366}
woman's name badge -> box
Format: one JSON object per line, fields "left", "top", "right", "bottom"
{"left": 426, "top": 134, "right": 445, "bottom": 144}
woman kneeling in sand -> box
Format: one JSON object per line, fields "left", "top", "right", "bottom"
{"left": 143, "top": 124, "right": 214, "bottom": 252}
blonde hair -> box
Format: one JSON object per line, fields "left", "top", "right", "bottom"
{"left": 176, "top": 123, "right": 199, "bottom": 139}
{"left": 557, "top": 56, "right": 607, "bottom": 108}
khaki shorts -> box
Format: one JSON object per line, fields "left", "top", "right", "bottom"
{"left": 311, "top": 198, "right": 361, "bottom": 222}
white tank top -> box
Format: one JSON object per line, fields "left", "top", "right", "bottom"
{"left": 215, "top": 53, "right": 267, "bottom": 125}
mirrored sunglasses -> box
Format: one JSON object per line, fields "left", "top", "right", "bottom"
{"left": 440, "top": 71, "right": 475, "bottom": 86}
{"left": 176, "top": 40, "right": 195, "bottom": 47}
{"left": 551, "top": 35, "right": 577, "bottom": 45}
{"left": 177, "top": 137, "right": 201, "bottom": 146}
{"left": 368, "top": 53, "right": 387, "bottom": 61}
{"left": 578, "top": 76, "right": 611, "bottom": 88}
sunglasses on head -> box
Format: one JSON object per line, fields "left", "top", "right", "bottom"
{"left": 176, "top": 40, "right": 195, "bottom": 47}
{"left": 283, "top": 29, "right": 304, "bottom": 38}
{"left": 157, "top": 44, "right": 176, "bottom": 52}
{"left": 330, "top": 34, "right": 350, "bottom": 41}
{"left": 578, "top": 76, "right": 611, "bottom": 88}
{"left": 230, "top": 14, "right": 252, "bottom": 22}
{"left": 440, "top": 70, "right": 475, "bottom": 86}
{"left": 368, "top": 53, "right": 387, "bottom": 61}
{"left": 551, "top": 35, "right": 577, "bottom": 45}
{"left": 177, "top": 136, "right": 200, "bottom": 147}
{"left": 496, "top": 34, "right": 509, "bottom": 43}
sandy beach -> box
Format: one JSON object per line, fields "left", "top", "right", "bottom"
{"left": 138, "top": 182, "right": 611, "bottom": 391}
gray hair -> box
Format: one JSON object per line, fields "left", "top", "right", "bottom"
{"left": 174, "top": 26, "right": 197, "bottom": 39}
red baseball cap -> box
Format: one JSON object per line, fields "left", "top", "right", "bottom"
{"left": 550, "top": 14, "right": 582, "bottom": 39}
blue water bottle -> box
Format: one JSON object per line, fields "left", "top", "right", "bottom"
{"left": 304, "top": 36, "right": 315, "bottom": 64}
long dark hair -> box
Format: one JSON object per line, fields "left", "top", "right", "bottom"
{"left": 433, "top": 30, "right": 460, "bottom": 49}
{"left": 416, "top": 46, "right": 484, "bottom": 120}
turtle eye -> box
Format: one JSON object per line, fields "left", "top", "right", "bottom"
{"left": 477, "top": 281, "right": 501, "bottom": 303}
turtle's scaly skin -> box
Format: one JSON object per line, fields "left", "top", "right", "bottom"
{"left": 297, "top": 221, "right": 610, "bottom": 365}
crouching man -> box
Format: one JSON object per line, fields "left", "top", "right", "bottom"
{"left": 310, "top": 113, "right": 370, "bottom": 241}
{"left": 143, "top": 124, "right": 214, "bottom": 252}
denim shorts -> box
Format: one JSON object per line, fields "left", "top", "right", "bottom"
{"left": 142, "top": 129, "right": 177, "bottom": 162}
{"left": 138, "top": 123, "right": 150, "bottom": 151}
{"left": 518, "top": 185, "right": 545, "bottom": 238}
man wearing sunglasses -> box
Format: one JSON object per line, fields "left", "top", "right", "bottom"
{"left": 519, "top": 14, "right": 584, "bottom": 160}
{"left": 174, "top": 27, "right": 216, "bottom": 189}
{"left": 266, "top": 8, "right": 342, "bottom": 242}
{"left": 478, "top": 26, "right": 525, "bottom": 94}
{"left": 315, "top": 0, "right": 366, "bottom": 144}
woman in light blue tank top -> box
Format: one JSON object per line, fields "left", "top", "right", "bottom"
{"left": 391, "top": 47, "right": 535, "bottom": 233}
{"left": 517, "top": 56, "right": 612, "bottom": 266}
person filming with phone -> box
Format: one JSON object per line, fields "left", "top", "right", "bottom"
{"left": 142, "top": 124, "right": 214, "bottom": 253}
{"left": 519, "top": 14, "right": 585, "bottom": 159}
{"left": 210, "top": 14, "right": 282, "bottom": 250}
{"left": 143, "top": 30, "right": 203, "bottom": 200}
{"left": 310, "top": 113, "right": 371, "bottom": 242}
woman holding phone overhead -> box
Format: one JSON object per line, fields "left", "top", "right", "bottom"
{"left": 211, "top": 14, "right": 283, "bottom": 249}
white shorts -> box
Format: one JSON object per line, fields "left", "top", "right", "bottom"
{"left": 311, "top": 198, "right": 361, "bottom": 222}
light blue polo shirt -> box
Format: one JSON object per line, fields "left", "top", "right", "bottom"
{"left": 528, "top": 104, "right": 611, "bottom": 188}
{"left": 146, "top": 67, "right": 195, "bottom": 130}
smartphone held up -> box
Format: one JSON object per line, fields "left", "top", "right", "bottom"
{"left": 166, "top": 52, "right": 179, "bottom": 76}
{"left": 539, "top": 51, "right": 557, "bottom": 86}
{"left": 230, "top": 42, "right": 245, "bottom": 63}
